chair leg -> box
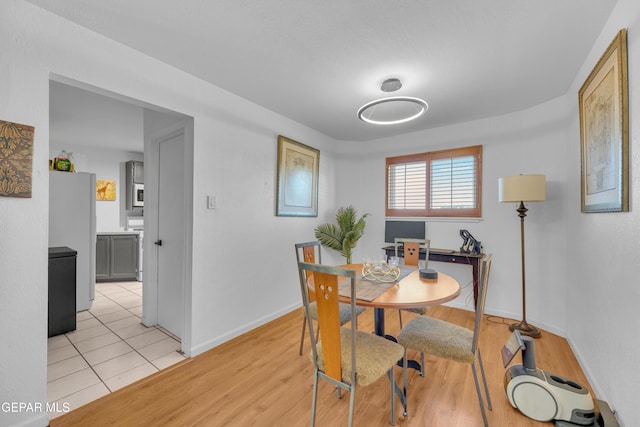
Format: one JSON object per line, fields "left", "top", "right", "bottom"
{"left": 477, "top": 349, "right": 492, "bottom": 410}
{"left": 471, "top": 361, "right": 489, "bottom": 427}
{"left": 420, "top": 352, "right": 425, "bottom": 377}
{"left": 347, "top": 384, "right": 356, "bottom": 427}
{"left": 310, "top": 372, "right": 319, "bottom": 427}
{"left": 389, "top": 368, "right": 396, "bottom": 426}
{"left": 299, "top": 317, "right": 307, "bottom": 356}
{"left": 299, "top": 317, "right": 320, "bottom": 357}
{"left": 403, "top": 350, "right": 408, "bottom": 417}
{"left": 398, "top": 310, "right": 404, "bottom": 329}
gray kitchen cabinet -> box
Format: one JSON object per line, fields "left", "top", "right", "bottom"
{"left": 96, "top": 233, "right": 139, "bottom": 281}
{"left": 127, "top": 160, "right": 144, "bottom": 184}
{"left": 95, "top": 235, "right": 110, "bottom": 281}
{"left": 126, "top": 160, "right": 144, "bottom": 210}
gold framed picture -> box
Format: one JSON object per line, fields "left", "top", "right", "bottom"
{"left": 578, "top": 29, "right": 629, "bottom": 213}
{"left": 276, "top": 135, "right": 319, "bottom": 217}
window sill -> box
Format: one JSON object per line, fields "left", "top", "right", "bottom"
{"left": 385, "top": 216, "right": 483, "bottom": 223}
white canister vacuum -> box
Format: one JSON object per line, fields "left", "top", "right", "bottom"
{"left": 502, "top": 331, "right": 617, "bottom": 426}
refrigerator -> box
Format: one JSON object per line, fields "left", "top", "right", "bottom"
{"left": 49, "top": 171, "right": 96, "bottom": 311}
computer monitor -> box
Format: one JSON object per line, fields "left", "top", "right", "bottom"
{"left": 384, "top": 220, "right": 426, "bottom": 244}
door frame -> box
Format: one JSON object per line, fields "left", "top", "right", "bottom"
{"left": 143, "top": 118, "right": 194, "bottom": 356}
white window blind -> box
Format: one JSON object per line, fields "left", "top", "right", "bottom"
{"left": 387, "top": 161, "right": 426, "bottom": 209}
{"left": 430, "top": 155, "right": 477, "bottom": 210}
{"left": 386, "top": 145, "right": 482, "bottom": 217}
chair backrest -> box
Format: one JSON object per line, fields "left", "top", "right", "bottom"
{"left": 394, "top": 238, "right": 430, "bottom": 267}
{"left": 297, "top": 262, "right": 357, "bottom": 385}
{"left": 471, "top": 254, "right": 493, "bottom": 352}
{"left": 295, "top": 241, "right": 322, "bottom": 264}
{"left": 295, "top": 241, "right": 322, "bottom": 302}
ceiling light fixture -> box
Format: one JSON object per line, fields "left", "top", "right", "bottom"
{"left": 357, "top": 96, "right": 428, "bottom": 125}
{"left": 380, "top": 78, "right": 402, "bottom": 92}
{"left": 358, "top": 78, "right": 428, "bottom": 125}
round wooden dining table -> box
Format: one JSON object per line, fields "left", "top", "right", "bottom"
{"left": 338, "top": 263, "right": 461, "bottom": 337}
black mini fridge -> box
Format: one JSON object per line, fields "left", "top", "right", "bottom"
{"left": 48, "top": 246, "right": 77, "bottom": 337}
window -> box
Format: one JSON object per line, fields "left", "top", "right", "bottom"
{"left": 386, "top": 145, "right": 482, "bottom": 217}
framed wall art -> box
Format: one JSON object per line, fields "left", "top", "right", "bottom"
{"left": 276, "top": 135, "right": 319, "bottom": 217}
{"left": 96, "top": 179, "right": 116, "bottom": 201}
{"left": 0, "top": 120, "right": 35, "bottom": 198}
{"left": 579, "top": 29, "right": 628, "bottom": 213}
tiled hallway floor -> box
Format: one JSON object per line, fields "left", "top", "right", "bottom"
{"left": 47, "top": 281, "right": 186, "bottom": 420}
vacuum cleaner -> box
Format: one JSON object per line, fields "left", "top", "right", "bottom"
{"left": 502, "top": 330, "right": 619, "bottom": 427}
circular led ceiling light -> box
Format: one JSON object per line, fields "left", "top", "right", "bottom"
{"left": 357, "top": 96, "right": 428, "bottom": 125}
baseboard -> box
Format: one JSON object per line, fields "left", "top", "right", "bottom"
{"left": 2, "top": 412, "right": 49, "bottom": 427}
{"left": 566, "top": 335, "right": 606, "bottom": 402}
{"left": 188, "top": 302, "right": 300, "bottom": 357}
{"left": 446, "top": 301, "right": 567, "bottom": 337}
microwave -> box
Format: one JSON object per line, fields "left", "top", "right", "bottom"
{"left": 133, "top": 183, "right": 144, "bottom": 207}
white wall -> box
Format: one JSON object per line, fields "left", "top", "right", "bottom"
{"left": 564, "top": 1, "right": 640, "bottom": 425}
{"left": 0, "top": 2, "right": 337, "bottom": 426}
{"left": 186, "top": 116, "right": 339, "bottom": 354}
{"left": 49, "top": 143, "right": 143, "bottom": 232}
{"left": 336, "top": 96, "right": 570, "bottom": 332}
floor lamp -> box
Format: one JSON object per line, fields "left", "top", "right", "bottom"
{"left": 498, "top": 174, "right": 546, "bottom": 338}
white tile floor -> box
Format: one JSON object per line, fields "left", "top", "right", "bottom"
{"left": 47, "top": 281, "right": 186, "bottom": 420}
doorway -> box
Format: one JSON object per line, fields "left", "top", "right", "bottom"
{"left": 47, "top": 77, "right": 194, "bottom": 414}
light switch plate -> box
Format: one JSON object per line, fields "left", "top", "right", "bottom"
{"left": 207, "top": 195, "right": 216, "bottom": 209}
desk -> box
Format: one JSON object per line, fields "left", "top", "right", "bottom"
{"left": 338, "top": 264, "right": 461, "bottom": 337}
{"left": 382, "top": 246, "right": 483, "bottom": 307}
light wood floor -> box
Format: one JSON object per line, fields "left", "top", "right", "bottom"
{"left": 50, "top": 306, "right": 593, "bottom": 426}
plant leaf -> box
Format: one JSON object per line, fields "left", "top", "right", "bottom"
{"left": 315, "top": 206, "right": 369, "bottom": 263}
{"left": 336, "top": 206, "right": 356, "bottom": 233}
{"left": 314, "top": 223, "right": 343, "bottom": 252}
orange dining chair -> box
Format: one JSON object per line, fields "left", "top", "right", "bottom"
{"left": 297, "top": 261, "right": 407, "bottom": 426}
{"left": 397, "top": 254, "right": 494, "bottom": 427}
{"left": 295, "top": 241, "right": 364, "bottom": 355}
{"left": 394, "top": 238, "right": 430, "bottom": 328}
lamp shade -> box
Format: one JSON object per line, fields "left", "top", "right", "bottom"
{"left": 498, "top": 174, "right": 546, "bottom": 202}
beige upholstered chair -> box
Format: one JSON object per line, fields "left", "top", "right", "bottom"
{"left": 397, "top": 254, "right": 493, "bottom": 427}
{"left": 394, "top": 238, "right": 430, "bottom": 328}
{"left": 295, "top": 241, "right": 364, "bottom": 355}
{"left": 297, "top": 261, "right": 407, "bottom": 426}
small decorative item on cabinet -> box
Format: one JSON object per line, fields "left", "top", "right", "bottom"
{"left": 52, "top": 150, "right": 74, "bottom": 172}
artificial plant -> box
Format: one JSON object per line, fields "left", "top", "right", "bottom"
{"left": 314, "top": 205, "right": 369, "bottom": 264}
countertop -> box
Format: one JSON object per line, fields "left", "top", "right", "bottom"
{"left": 97, "top": 231, "right": 140, "bottom": 235}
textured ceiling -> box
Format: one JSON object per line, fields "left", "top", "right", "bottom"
{"left": 28, "top": 0, "right": 617, "bottom": 142}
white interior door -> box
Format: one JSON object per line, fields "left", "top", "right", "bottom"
{"left": 156, "top": 131, "right": 185, "bottom": 338}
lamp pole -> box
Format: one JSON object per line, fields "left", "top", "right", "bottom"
{"left": 510, "top": 200, "right": 541, "bottom": 338}
{"left": 499, "top": 174, "right": 545, "bottom": 339}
